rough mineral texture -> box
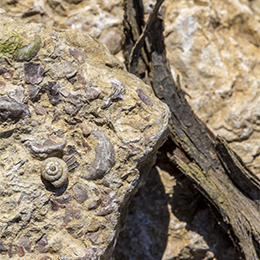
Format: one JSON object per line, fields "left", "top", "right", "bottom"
{"left": 0, "top": 13, "right": 170, "bottom": 259}
{"left": 1, "top": 0, "right": 260, "bottom": 259}
{"left": 0, "top": 0, "right": 124, "bottom": 55}
{"left": 163, "top": 0, "right": 260, "bottom": 176}
{"left": 2, "top": 0, "right": 260, "bottom": 176}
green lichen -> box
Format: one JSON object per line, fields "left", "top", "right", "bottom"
{"left": 15, "top": 34, "right": 41, "bottom": 62}
{"left": 0, "top": 33, "right": 23, "bottom": 57}
{"left": 0, "top": 33, "right": 41, "bottom": 61}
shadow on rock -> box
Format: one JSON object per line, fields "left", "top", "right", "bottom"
{"left": 114, "top": 166, "right": 170, "bottom": 260}
{"left": 114, "top": 139, "right": 239, "bottom": 260}
{"left": 169, "top": 175, "right": 238, "bottom": 260}
{"left": 162, "top": 139, "right": 239, "bottom": 260}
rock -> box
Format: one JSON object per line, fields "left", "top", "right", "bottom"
{"left": 0, "top": 13, "right": 170, "bottom": 260}
{"left": 0, "top": 0, "right": 124, "bottom": 56}
{"left": 73, "top": 184, "right": 88, "bottom": 204}
{"left": 163, "top": 0, "right": 260, "bottom": 174}
{"left": 37, "top": 235, "right": 49, "bottom": 253}
{"left": 100, "top": 29, "right": 123, "bottom": 55}
{"left": 28, "top": 85, "right": 41, "bottom": 101}
{"left": 2, "top": 0, "right": 259, "bottom": 259}
{"left": 0, "top": 96, "right": 30, "bottom": 121}
{"left": 5, "top": 0, "right": 260, "bottom": 175}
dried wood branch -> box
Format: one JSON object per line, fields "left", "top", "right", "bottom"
{"left": 123, "top": 0, "right": 260, "bottom": 259}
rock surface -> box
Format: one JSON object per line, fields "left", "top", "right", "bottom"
{"left": 0, "top": 0, "right": 124, "bottom": 55}
{"left": 1, "top": 0, "right": 260, "bottom": 259}
{"left": 0, "top": 13, "right": 169, "bottom": 259}
{"left": 2, "top": 0, "right": 260, "bottom": 176}
{"left": 164, "top": 0, "right": 260, "bottom": 175}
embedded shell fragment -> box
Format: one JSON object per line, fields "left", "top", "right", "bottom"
{"left": 0, "top": 13, "right": 170, "bottom": 260}
{"left": 41, "top": 157, "right": 68, "bottom": 187}
{"left": 82, "top": 129, "right": 115, "bottom": 180}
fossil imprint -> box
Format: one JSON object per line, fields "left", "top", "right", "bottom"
{"left": 0, "top": 12, "right": 170, "bottom": 260}
{"left": 41, "top": 157, "right": 69, "bottom": 187}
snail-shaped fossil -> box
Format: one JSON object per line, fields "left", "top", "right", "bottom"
{"left": 41, "top": 157, "right": 68, "bottom": 187}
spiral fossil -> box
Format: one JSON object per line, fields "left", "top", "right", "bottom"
{"left": 41, "top": 157, "right": 68, "bottom": 187}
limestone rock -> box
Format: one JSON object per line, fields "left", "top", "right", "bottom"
{"left": 163, "top": 0, "right": 260, "bottom": 175}
{"left": 0, "top": 13, "right": 170, "bottom": 259}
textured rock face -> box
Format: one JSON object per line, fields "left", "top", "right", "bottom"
{"left": 0, "top": 13, "right": 169, "bottom": 259}
{"left": 1, "top": 0, "right": 260, "bottom": 259}
{"left": 2, "top": 0, "right": 260, "bottom": 176}
{"left": 164, "top": 0, "right": 260, "bottom": 175}
{"left": 0, "top": 0, "right": 123, "bottom": 55}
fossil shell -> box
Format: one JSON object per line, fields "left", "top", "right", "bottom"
{"left": 27, "top": 139, "right": 67, "bottom": 159}
{"left": 41, "top": 157, "right": 68, "bottom": 187}
{"left": 82, "top": 129, "right": 115, "bottom": 180}
{"left": 0, "top": 96, "right": 30, "bottom": 121}
{"left": 101, "top": 78, "right": 125, "bottom": 109}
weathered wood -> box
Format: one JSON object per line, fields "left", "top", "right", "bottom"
{"left": 216, "top": 136, "right": 260, "bottom": 205}
{"left": 123, "top": 0, "right": 260, "bottom": 259}
{"left": 123, "top": 0, "right": 147, "bottom": 77}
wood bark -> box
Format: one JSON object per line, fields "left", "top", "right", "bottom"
{"left": 123, "top": 0, "right": 260, "bottom": 259}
